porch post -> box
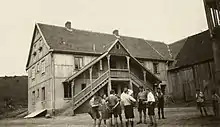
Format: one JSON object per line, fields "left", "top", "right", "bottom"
{"left": 71, "top": 80, "right": 75, "bottom": 116}
{"left": 107, "top": 55, "right": 111, "bottom": 95}
{"left": 89, "top": 67, "right": 93, "bottom": 83}
{"left": 143, "top": 70, "right": 147, "bottom": 82}
{"left": 126, "top": 56, "right": 130, "bottom": 70}
{"left": 118, "top": 84, "right": 121, "bottom": 95}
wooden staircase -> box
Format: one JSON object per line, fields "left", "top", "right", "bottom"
{"left": 73, "top": 71, "right": 109, "bottom": 110}
{"left": 130, "top": 72, "right": 153, "bottom": 90}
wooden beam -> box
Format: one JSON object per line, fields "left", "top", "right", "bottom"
{"left": 71, "top": 80, "right": 75, "bottom": 116}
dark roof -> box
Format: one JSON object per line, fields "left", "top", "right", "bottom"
{"left": 169, "top": 38, "right": 187, "bottom": 59}
{"left": 172, "top": 30, "right": 213, "bottom": 68}
{"left": 147, "top": 41, "right": 172, "bottom": 60}
{"left": 37, "top": 23, "right": 172, "bottom": 61}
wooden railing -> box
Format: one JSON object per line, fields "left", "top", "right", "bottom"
{"left": 74, "top": 70, "right": 109, "bottom": 106}
{"left": 130, "top": 72, "right": 153, "bottom": 90}
{"left": 110, "top": 69, "right": 129, "bottom": 78}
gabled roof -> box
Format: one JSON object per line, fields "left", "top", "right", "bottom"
{"left": 37, "top": 23, "right": 172, "bottom": 61}
{"left": 64, "top": 39, "right": 161, "bottom": 84}
{"left": 170, "top": 30, "right": 213, "bottom": 68}
{"left": 169, "top": 38, "right": 187, "bottom": 59}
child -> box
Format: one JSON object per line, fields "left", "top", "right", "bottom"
{"left": 211, "top": 89, "right": 220, "bottom": 116}
{"left": 89, "top": 93, "right": 102, "bottom": 127}
{"left": 196, "top": 89, "right": 208, "bottom": 117}
{"left": 101, "top": 94, "right": 108, "bottom": 127}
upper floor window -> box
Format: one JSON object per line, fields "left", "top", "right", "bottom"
{"left": 37, "top": 89, "right": 39, "bottom": 98}
{"left": 37, "top": 63, "right": 41, "bottom": 73}
{"left": 32, "top": 66, "right": 35, "bottom": 80}
{"left": 74, "top": 57, "right": 83, "bottom": 70}
{"left": 153, "top": 63, "right": 159, "bottom": 74}
{"left": 41, "top": 60, "right": 45, "bottom": 74}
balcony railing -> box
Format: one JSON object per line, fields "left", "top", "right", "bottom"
{"left": 110, "top": 69, "right": 129, "bottom": 78}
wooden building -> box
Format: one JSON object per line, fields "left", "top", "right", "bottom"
{"left": 25, "top": 22, "right": 173, "bottom": 116}
{"left": 168, "top": 30, "right": 215, "bottom": 102}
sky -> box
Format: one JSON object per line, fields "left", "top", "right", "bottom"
{"left": 0, "top": 0, "right": 208, "bottom": 76}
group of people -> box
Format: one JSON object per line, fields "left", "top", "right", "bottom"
{"left": 88, "top": 86, "right": 165, "bottom": 127}
{"left": 196, "top": 89, "right": 220, "bottom": 117}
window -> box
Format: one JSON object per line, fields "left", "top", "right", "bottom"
{"left": 100, "top": 60, "right": 103, "bottom": 71}
{"left": 42, "top": 87, "right": 45, "bottom": 101}
{"left": 64, "top": 83, "right": 72, "bottom": 98}
{"left": 116, "top": 44, "right": 120, "bottom": 49}
{"left": 41, "top": 60, "right": 45, "bottom": 74}
{"left": 81, "top": 83, "right": 86, "bottom": 90}
{"left": 32, "top": 67, "right": 35, "bottom": 80}
{"left": 153, "top": 63, "right": 159, "bottom": 74}
{"left": 37, "top": 89, "right": 39, "bottom": 98}
{"left": 37, "top": 63, "right": 40, "bottom": 73}
{"left": 74, "top": 57, "right": 83, "bottom": 70}
{"left": 32, "top": 91, "right": 35, "bottom": 104}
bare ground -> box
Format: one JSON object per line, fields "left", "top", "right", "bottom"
{"left": 0, "top": 107, "right": 220, "bottom": 127}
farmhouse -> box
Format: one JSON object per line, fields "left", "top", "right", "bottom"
{"left": 25, "top": 21, "right": 173, "bottom": 116}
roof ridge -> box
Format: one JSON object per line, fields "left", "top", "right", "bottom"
{"left": 144, "top": 40, "right": 164, "bottom": 59}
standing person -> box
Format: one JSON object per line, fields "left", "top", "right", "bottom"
{"left": 89, "top": 93, "right": 102, "bottom": 127}
{"left": 196, "top": 89, "right": 208, "bottom": 117}
{"left": 145, "top": 88, "right": 157, "bottom": 127}
{"left": 156, "top": 87, "right": 165, "bottom": 119}
{"left": 211, "top": 89, "right": 220, "bottom": 117}
{"left": 101, "top": 94, "right": 108, "bottom": 127}
{"left": 115, "top": 93, "right": 123, "bottom": 126}
{"left": 137, "top": 86, "right": 147, "bottom": 124}
{"left": 106, "top": 90, "right": 120, "bottom": 126}
{"left": 121, "top": 87, "right": 136, "bottom": 127}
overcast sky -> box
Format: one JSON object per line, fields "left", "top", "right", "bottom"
{"left": 0, "top": 0, "right": 208, "bottom": 76}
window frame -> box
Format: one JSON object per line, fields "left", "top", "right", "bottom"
{"left": 41, "top": 60, "right": 45, "bottom": 74}
{"left": 41, "top": 87, "right": 45, "bottom": 101}
{"left": 153, "top": 62, "right": 159, "bottom": 74}
{"left": 64, "top": 83, "right": 72, "bottom": 98}
{"left": 74, "top": 57, "right": 83, "bottom": 70}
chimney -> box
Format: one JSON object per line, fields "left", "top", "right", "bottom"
{"left": 113, "top": 29, "right": 120, "bottom": 38}
{"left": 65, "top": 21, "right": 72, "bottom": 31}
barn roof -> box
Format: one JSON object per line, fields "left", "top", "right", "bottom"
{"left": 170, "top": 30, "right": 213, "bottom": 69}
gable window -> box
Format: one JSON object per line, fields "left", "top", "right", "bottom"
{"left": 81, "top": 83, "right": 86, "bottom": 90}
{"left": 42, "top": 87, "right": 45, "bottom": 101}
{"left": 74, "top": 57, "right": 83, "bottom": 70}
{"left": 116, "top": 44, "right": 120, "bottom": 49}
{"left": 64, "top": 83, "right": 72, "bottom": 98}
{"left": 153, "top": 63, "right": 159, "bottom": 74}
{"left": 41, "top": 60, "right": 45, "bottom": 74}
{"left": 32, "top": 66, "right": 35, "bottom": 80}
{"left": 100, "top": 60, "right": 103, "bottom": 71}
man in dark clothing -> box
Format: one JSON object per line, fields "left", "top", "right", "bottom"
{"left": 106, "top": 90, "right": 120, "bottom": 126}
{"left": 156, "top": 88, "right": 165, "bottom": 119}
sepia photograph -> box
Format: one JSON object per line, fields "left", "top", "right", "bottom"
{"left": 0, "top": 0, "right": 220, "bottom": 127}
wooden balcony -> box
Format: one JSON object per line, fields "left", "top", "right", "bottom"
{"left": 110, "top": 69, "right": 129, "bottom": 79}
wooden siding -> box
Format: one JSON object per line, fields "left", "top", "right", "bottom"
{"left": 53, "top": 53, "right": 97, "bottom": 109}
{"left": 167, "top": 60, "right": 215, "bottom": 101}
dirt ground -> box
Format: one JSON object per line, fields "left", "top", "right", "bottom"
{"left": 0, "top": 107, "right": 220, "bottom": 127}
